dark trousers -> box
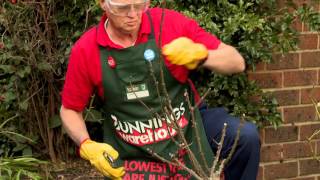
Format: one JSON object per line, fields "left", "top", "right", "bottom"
{"left": 200, "top": 106, "right": 261, "bottom": 180}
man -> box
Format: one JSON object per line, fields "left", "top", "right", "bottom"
{"left": 60, "top": 0, "right": 260, "bottom": 179}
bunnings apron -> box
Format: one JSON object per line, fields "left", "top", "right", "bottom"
{"left": 98, "top": 11, "right": 214, "bottom": 180}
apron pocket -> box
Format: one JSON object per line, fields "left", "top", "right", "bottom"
{"left": 116, "top": 60, "right": 148, "bottom": 84}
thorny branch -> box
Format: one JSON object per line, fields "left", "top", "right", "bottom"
{"left": 307, "top": 99, "right": 320, "bottom": 161}
{"left": 184, "top": 89, "right": 210, "bottom": 172}
{"left": 124, "top": 0, "right": 245, "bottom": 179}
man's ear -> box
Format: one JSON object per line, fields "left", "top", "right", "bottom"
{"left": 99, "top": 0, "right": 107, "bottom": 10}
{"left": 146, "top": 0, "right": 150, "bottom": 8}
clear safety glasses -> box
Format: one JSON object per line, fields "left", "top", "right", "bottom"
{"left": 106, "top": 0, "right": 149, "bottom": 17}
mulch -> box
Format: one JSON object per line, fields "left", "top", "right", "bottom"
{"left": 49, "top": 159, "right": 104, "bottom": 180}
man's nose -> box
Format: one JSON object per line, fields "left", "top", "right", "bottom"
{"left": 127, "top": 5, "right": 138, "bottom": 17}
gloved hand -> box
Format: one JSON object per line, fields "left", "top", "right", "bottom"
{"left": 79, "top": 139, "right": 125, "bottom": 179}
{"left": 162, "top": 37, "right": 208, "bottom": 69}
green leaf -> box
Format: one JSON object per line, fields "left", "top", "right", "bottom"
{"left": 37, "top": 62, "right": 52, "bottom": 71}
{"left": 0, "top": 65, "right": 15, "bottom": 74}
{"left": 22, "top": 147, "right": 32, "bottom": 156}
{"left": 49, "top": 115, "right": 62, "bottom": 128}
{"left": 16, "top": 66, "right": 31, "bottom": 78}
{"left": 12, "top": 143, "right": 27, "bottom": 152}
{"left": 3, "top": 91, "right": 16, "bottom": 102}
{"left": 19, "top": 101, "right": 28, "bottom": 111}
{"left": 15, "top": 170, "right": 21, "bottom": 180}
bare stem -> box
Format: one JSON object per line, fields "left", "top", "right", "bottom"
{"left": 308, "top": 129, "right": 320, "bottom": 141}
{"left": 211, "top": 123, "right": 227, "bottom": 177}
{"left": 173, "top": 158, "right": 203, "bottom": 180}
{"left": 214, "top": 159, "right": 226, "bottom": 180}
{"left": 148, "top": 62, "right": 162, "bottom": 103}
{"left": 311, "top": 98, "right": 320, "bottom": 119}
{"left": 0, "top": 114, "right": 19, "bottom": 129}
{"left": 146, "top": 148, "right": 180, "bottom": 167}
{"left": 194, "top": 88, "right": 212, "bottom": 108}
{"left": 147, "top": 148, "right": 203, "bottom": 180}
{"left": 224, "top": 114, "right": 245, "bottom": 165}
{"left": 184, "top": 90, "right": 210, "bottom": 172}
{"left": 164, "top": 107, "right": 206, "bottom": 177}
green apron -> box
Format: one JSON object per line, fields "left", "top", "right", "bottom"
{"left": 98, "top": 11, "right": 214, "bottom": 180}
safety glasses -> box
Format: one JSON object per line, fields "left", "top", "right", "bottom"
{"left": 106, "top": 0, "right": 149, "bottom": 17}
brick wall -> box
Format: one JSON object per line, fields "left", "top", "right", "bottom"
{"left": 248, "top": 1, "right": 320, "bottom": 179}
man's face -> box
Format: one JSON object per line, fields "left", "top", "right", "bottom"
{"left": 101, "top": 0, "right": 149, "bottom": 34}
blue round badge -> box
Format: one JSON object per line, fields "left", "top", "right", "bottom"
{"left": 144, "top": 49, "right": 155, "bottom": 62}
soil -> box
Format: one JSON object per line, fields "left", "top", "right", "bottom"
{"left": 50, "top": 159, "right": 104, "bottom": 180}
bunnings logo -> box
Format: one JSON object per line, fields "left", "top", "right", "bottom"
{"left": 111, "top": 102, "right": 188, "bottom": 146}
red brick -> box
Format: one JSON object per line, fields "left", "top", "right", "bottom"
{"left": 268, "top": 53, "right": 300, "bottom": 70}
{"left": 288, "top": 177, "right": 315, "bottom": 180}
{"left": 284, "top": 70, "right": 318, "bottom": 87}
{"left": 283, "top": 142, "right": 313, "bottom": 159}
{"left": 283, "top": 106, "right": 316, "bottom": 123}
{"left": 318, "top": 70, "right": 320, "bottom": 85}
{"left": 300, "top": 159, "right": 320, "bottom": 175}
{"left": 299, "top": 34, "right": 318, "bottom": 50}
{"left": 257, "top": 166, "right": 263, "bottom": 180}
{"left": 272, "top": 90, "right": 300, "bottom": 106}
{"left": 292, "top": 19, "right": 303, "bottom": 32}
{"left": 289, "top": 178, "right": 315, "bottom": 180}
{"left": 276, "top": 0, "right": 286, "bottom": 9}
{"left": 319, "top": 70, "right": 320, "bottom": 85}
{"left": 259, "top": 129, "right": 265, "bottom": 145}
{"left": 264, "top": 162, "right": 298, "bottom": 179}
{"left": 248, "top": 72, "right": 282, "bottom": 89}
{"left": 261, "top": 144, "right": 283, "bottom": 162}
{"left": 293, "top": 0, "right": 320, "bottom": 10}
{"left": 248, "top": 62, "right": 265, "bottom": 72}
{"left": 265, "top": 126, "right": 298, "bottom": 143}
{"left": 277, "top": 0, "right": 320, "bottom": 15}
{"left": 317, "top": 141, "right": 320, "bottom": 155}
{"left": 309, "top": 141, "right": 318, "bottom": 158}
{"left": 276, "top": 0, "right": 295, "bottom": 12}
{"left": 301, "top": 87, "right": 320, "bottom": 104}
{"left": 300, "top": 123, "right": 320, "bottom": 140}
{"left": 301, "top": 52, "right": 320, "bottom": 68}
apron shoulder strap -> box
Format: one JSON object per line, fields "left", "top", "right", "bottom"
{"left": 146, "top": 10, "right": 155, "bottom": 39}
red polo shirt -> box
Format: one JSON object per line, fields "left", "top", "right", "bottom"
{"left": 62, "top": 8, "right": 221, "bottom": 111}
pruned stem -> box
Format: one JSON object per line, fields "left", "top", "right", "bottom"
{"left": 211, "top": 123, "right": 227, "bottom": 177}
{"left": 224, "top": 114, "right": 245, "bottom": 165}
{"left": 194, "top": 88, "right": 212, "bottom": 108}
{"left": 184, "top": 89, "right": 210, "bottom": 172}
{"left": 163, "top": 106, "right": 206, "bottom": 177}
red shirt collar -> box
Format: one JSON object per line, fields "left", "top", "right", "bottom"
{"left": 96, "top": 12, "right": 151, "bottom": 48}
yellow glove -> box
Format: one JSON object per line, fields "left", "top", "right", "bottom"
{"left": 162, "top": 37, "right": 208, "bottom": 70}
{"left": 79, "top": 139, "right": 125, "bottom": 179}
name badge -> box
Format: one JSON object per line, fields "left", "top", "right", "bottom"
{"left": 126, "top": 83, "right": 149, "bottom": 100}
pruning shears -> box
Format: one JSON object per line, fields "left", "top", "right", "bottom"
{"left": 103, "top": 151, "right": 123, "bottom": 168}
